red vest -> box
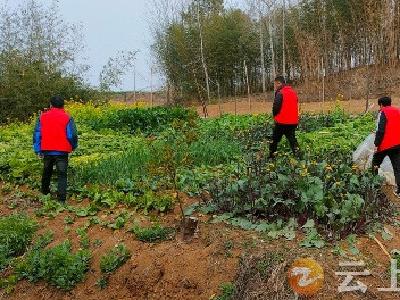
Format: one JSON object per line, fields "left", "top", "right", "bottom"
{"left": 274, "top": 85, "right": 299, "bottom": 125}
{"left": 378, "top": 106, "right": 400, "bottom": 152}
{"left": 40, "top": 108, "right": 72, "bottom": 152}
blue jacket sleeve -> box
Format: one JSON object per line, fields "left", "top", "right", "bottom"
{"left": 66, "top": 117, "right": 78, "bottom": 151}
{"left": 33, "top": 118, "right": 42, "bottom": 154}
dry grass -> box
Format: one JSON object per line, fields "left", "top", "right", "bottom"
{"left": 233, "top": 251, "right": 295, "bottom": 300}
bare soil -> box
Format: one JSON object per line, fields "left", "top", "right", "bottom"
{"left": 195, "top": 97, "right": 400, "bottom": 118}
{"left": 2, "top": 186, "right": 400, "bottom": 300}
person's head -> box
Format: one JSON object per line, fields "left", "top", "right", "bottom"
{"left": 50, "top": 96, "right": 64, "bottom": 108}
{"left": 378, "top": 96, "right": 392, "bottom": 108}
{"left": 274, "top": 76, "right": 286, "bottom": 91}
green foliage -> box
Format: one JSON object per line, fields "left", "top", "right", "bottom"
{"left": 99, "top": 244, "right": 131, "bottom": 274}
{"left": 64, "top": 215, "right": 75, "bottom": 225}
{"left": 97, "top": 243, "right": 131, "bottom": 288}
{"left": 107, "top": 211, "right": 131, "bottom": 230}
{"left": 155, "top": 0, "right": 392, "bottom": 102}
{"left": 72, "top": 138, "right": 151, "bottom": 186}
{"left": 300, "top": 221, "right": 326, "bottom": 248}
{"left": 215, "top": 282, "right": 235, "bottom": 300}
{"left": 0, "top": 214, "right": 38, "bottom": 270}
{"left": 190, "top": 137, "right": 242, "bottom": 166}
{"left": 0, "top": 2, "right": 96, "bottom": 123}
{"left": 0, "top": 102, "right": 391, "bottom": 242}
{"left": 202, "top": 113, "right": 388, "bottom": 238}
{"left": 35, "top": 195, "right": 66, "bottom": 218}
{"left": 76, "top": 225, "right": 90, "bottom": 249}
{"left": 74, "top": 105, "right": 198, "bottom": 133}
{"left": 15, "top": 240, "right": 91, "bottom": 290}
{"left": 134, "top": 191, "right": 175, "bottom": 214}
{"left": 155, "top": 5, "right": 259, "bottom": 101}
{"left": 132, "top": 224, "right": 175, "bottom": 243}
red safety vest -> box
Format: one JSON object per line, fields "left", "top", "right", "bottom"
{"left": 274, "top": 85, "right": 299, "bottom": 125}
{"left": 40, "top": 108, "right": 73, "bottom": 152}
{"left": 378, "top": 106, "right": 400, "bottom": 152}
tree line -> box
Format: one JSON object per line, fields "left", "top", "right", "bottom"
{"left": 152, "top": 0, "right": 400, "bottom": 105}
{"left": 0, "top": 0, "right": 137, "bottom": 123}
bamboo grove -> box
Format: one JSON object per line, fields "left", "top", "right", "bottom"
{"left": 152, "top": 0, "right": 400, "bottom": 103}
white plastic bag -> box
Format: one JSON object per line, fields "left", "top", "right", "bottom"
{"left": 352, "top": 133, "right": 395, "bottom": 186}
{"left": 352, "top": 134, "right": 375, "bottom": 169}
{"left": 379, "top": 158, "right": 395, "bottom": 186}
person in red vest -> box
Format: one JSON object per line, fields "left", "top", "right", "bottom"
{"left": 269, "top": 76, "right": 301, "bottom": 158}
{"left": 373, "top": 96, "right": 400, "bottom": 197}
{"left": 33, "top": 96, "right": 78, "bottom": 203}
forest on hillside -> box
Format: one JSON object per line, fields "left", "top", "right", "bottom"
{"left": 152, "top": 0, "right": 400, "bottom": 103}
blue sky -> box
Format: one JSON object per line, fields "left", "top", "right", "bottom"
{"left": 1, "top": 0, "right": 246, "bottom": 91}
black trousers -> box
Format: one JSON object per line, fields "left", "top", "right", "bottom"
{"left": 269, "top": 124, "right": 300, "bottom": 158}
{"left": 41, "top": 155, "right": 69, "bottom": 202}
{"left": 372, "top": 147, "right": 400, "bottom": 193}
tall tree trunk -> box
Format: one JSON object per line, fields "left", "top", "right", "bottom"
{"left": 268, "top": 9, "right": 276, "bottom": 81}
{"left": 259, "top": 0, "right": 266, "bottom": 93}
{"left": 197, "top": 0, "right": 209, "bottom": 117}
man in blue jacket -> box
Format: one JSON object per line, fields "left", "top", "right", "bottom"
{"left": 33, "top": 96, "right": 78, "bottom": 203}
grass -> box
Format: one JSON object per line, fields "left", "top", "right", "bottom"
{"left": 0, "top": 214, "right": 38, "bottom": 270}
{"left": 72, "top": 138, "right": 151, "bottom": 187}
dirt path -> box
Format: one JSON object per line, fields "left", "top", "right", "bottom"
{"left": 194, "top": 97, "right": 400, "bottom": 117}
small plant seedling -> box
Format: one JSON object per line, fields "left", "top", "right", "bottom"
{"left": 107, "top": 211, "right": 131, "bottom": 230}
{"left": 97, "top": 243, "right": 131, "bottom": 288}
{"left": 100, "top": 244, "right": 131, "bottom": 274}
{"left": 224, "top": 240, "right": 234, "bottom": 258}
{"left": 96, "top": 276, "right": 108, "bottom": 289}
{"left": 76, "top": 225, "right": 90, "bottom": 249}
{"left": 64, "top": 215, "right": 75, "bottom": 225}
{"left": 215, "top": 282, "right": 235, "bottom": 300}
{"left": 89, "top": 216, "right": 101, "bottom": 225}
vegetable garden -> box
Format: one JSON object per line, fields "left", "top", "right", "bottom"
{"left": 0, "top": 102, "right": 399, "bottom": 299}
